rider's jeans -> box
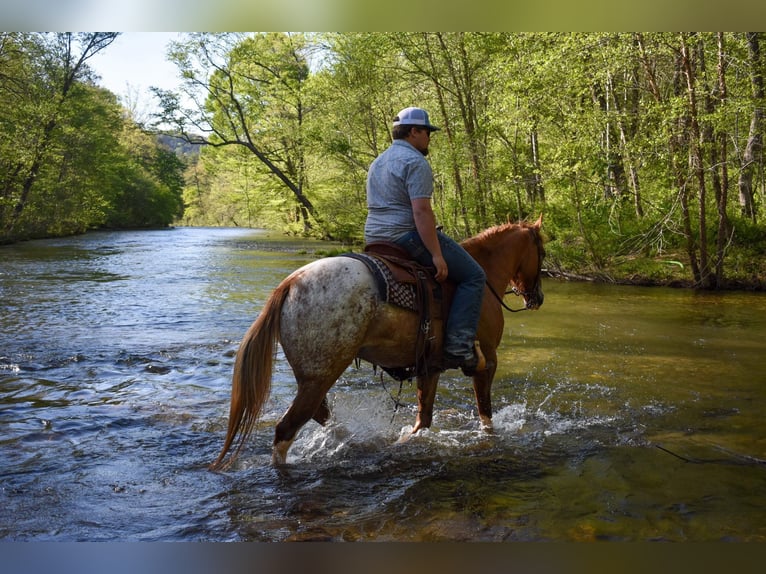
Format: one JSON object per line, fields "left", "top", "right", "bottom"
{"left": 395, "top": 230, "right": 486, "bottom": 360}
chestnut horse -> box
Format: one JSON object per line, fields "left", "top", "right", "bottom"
{"left": 210, "top": 216, "right": 544, "bottom": 470}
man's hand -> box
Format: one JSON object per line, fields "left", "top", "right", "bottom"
{"left": 432, "top": 253, "right": 448, "bottom": 282}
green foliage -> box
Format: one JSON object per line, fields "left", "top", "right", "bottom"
{"left": 105, "top": 132, "right": 185, "bottom": 229}
{"left": 4, "top": 32, "right": 766, "bottom": 288}
{"left": 158, "top": 32, "right": 766, "bottom": 288}
{"left": 0, "top": 33, "right": 186, "bottom": 242}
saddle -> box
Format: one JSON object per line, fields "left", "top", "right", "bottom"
{"left": 342, "top": 242, "right": 448, "bottom": 381}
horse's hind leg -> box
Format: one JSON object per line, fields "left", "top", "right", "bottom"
{"left": 313, "top": 397, "right": 331, "bottom": 425}
{"left": 273, "top": 379, "right": 336, "bottom": 464}
{"left": 288, "top": 374, "right": 333, "bottom": 436}
{"left": 272, "top": 398, "right": 330, "bottom": 461}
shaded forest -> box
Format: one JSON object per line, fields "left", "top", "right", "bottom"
{"left": 3, "top": 32, "right": 766, "bottom": 289}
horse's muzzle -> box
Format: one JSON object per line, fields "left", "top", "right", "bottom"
{"left": 525, "top": 289, "right": 544, "bottom": 309}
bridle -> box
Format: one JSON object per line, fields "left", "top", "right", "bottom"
{"left": 486, "top": 228, "right": 544, "bottom": 313}
{"left": 486, "top": 282, "right": 529, "bottom": 313}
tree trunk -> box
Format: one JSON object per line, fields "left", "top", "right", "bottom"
{"left": 528, "top": 127, "right": 544, "bottom": 203}
{"left": 713, "top": 32, "right": 732, "bottom": 288}
{"left": 608, "top": 68, "right": 643, "bottom": 217}
{"left": 738, "top": 32, "right": 763, "bottom": 222}
{"left": 680, "top": 33, "right": 709, "bottom": 287}
{"left": 422, "top": 35, "right": 471, "bottom": 236}
{"left": 434, "top": 32, "right": 488, "bottom": 229}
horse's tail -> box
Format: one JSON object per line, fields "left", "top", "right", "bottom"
{"left": 209, "top": 278, "right": 293, "bottom": 471}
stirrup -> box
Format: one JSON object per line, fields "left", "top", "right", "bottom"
{"left": 461, "top": 341, "right": 487, "bottom": 376}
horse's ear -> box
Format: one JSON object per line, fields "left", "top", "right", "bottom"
{"left": 533, "top": 213, "right": 543, "bottom": 229}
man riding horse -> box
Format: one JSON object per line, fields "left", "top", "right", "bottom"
{"left": 364, "top": 106, "right": 487, "bottom": 375}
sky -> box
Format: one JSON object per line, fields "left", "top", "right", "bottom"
{"left": 88, "top": 32, "right": 186, "bottom": 120}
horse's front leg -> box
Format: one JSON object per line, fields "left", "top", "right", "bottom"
{"left": 411, "top": 371, "right": 441, "bottom": 433}
{"left": 473, "top": 348, "right": 497, "bottom": 430}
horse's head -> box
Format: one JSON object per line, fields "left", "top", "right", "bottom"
{"left": 462, "top": 215, "right": 546, "bottom": 312}
{"left": 509, "top": 215, "right": 545, "bottom": 310}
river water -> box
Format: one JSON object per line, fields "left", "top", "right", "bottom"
{"left": 1, "top": 227, "right": 765, "bottom": 542}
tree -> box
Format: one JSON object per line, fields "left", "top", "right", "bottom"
{"left": 307, "top": 32, "right": 408, "bottom": 242}
{"left": 105, "top": 120, "right": 185, "bottom": 228}
{"left": 77, "top": 32, "right": 765, "bottom": 288}
{"left": 0, "top": 33, "right": 118, "bottom": 241}
{"left": 388, "top": 32, "right": 499, "bottom": 236}
{"left": 738, "top": 32, "right": 763, "bottom": 222}
{"left": 155, "top": 32, "right": 319, "bottom": 234}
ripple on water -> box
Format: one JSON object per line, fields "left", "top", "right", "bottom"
{"left": 3, "top": 229, "right": 766, "bottom": 542}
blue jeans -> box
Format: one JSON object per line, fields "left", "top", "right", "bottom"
{"left": 395, "top": 230, "right": 486, "bottom": 359}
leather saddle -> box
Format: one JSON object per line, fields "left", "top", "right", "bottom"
{"left": 341, "top": 242, "right": 449, "bottom": 380}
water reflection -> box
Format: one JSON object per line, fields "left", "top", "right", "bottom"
{"left": 1, "top": 228, "right": 765, "bottom": 541}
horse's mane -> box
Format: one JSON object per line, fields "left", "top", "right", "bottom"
{"left": 461, "top": 220, "right": 541, "bottom": 253}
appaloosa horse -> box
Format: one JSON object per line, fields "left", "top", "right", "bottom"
{"left": 210, "top": 216, "right": 544, "bottom": 469}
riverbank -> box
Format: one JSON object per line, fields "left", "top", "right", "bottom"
{"left": 542, "top": 249, "right": 766, "bottom": 291}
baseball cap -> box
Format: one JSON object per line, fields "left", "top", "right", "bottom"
{"left": 392, "top": 107, "right": 440, "bottom": 131}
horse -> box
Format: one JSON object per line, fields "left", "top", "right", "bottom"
{"left": 209, "top": 215, "right": 545, "bottom": 470}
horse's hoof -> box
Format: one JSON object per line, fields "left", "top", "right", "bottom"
{"left": 479, "top": 415, "right": 493, "bottom": 431}
{"left": 396, "top": 434, "right": 411, "bottom": 444}
{"left": 396, "top": 425, "right": 419, "bottom": 443}
{"left": 272, "top": 440, "right": 292, "bottom": 465}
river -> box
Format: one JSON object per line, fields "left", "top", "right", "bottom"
{"left": 1, "top": 227, "right": 765, "bottom": 542}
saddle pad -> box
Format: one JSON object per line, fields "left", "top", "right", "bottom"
{"left": 340, "top": 253, "right": 417, "bottom": 311}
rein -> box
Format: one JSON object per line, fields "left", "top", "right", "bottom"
{"left": 486, "top": 281, "right": 528, "bottom": 313}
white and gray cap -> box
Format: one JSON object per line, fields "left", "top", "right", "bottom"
{"left": 392, "top": 107, "right": 440, "bottom": 131}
